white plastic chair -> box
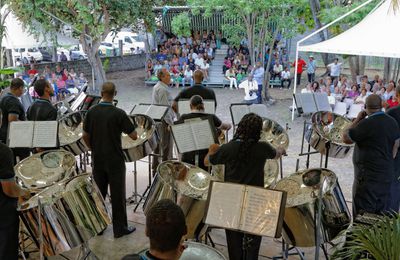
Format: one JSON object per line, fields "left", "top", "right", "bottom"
{"left": 333, "top": 102, "right": 347, "bottom": 116}
{"left": 347, "top": 104, "right": 363, "bottom": 119}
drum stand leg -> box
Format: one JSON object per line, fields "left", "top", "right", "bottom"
{"left": 127, "top": 160, "right": 142, "bottom": 204}
{"left": 272, "top": 240, "right": 305, "bottom": 260}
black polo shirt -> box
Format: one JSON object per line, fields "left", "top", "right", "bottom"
{"left": 176, "top": 112, "right": 221, "bottom": 170}
{"left": 348, "top": 112, "right": 400, "bottom": 180}
{"left": 174, "top": 84, "right": 217, "bottom": 108}
{"left": 0, "top": 142, "right": 18, "bottom": 227}
{"left": 83, "top": 102, "right": 135, "bottom": 167}
{"left": 0, "top": 93, "right": 25, "bottom": 142}
{"left": 209, "top": 140, "right": 276, "bottom": 187}
{"left": 27, "top": 98, "right": 58, "bottom": 121}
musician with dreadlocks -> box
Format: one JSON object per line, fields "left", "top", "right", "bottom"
{"left": 204, "top": 113, "right": 286, "bottom": 260}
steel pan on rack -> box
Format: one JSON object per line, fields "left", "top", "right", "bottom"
{"left": 180, "top": 241, "right": 227, "bottom": 260}
{"left": 15, "top": 150, "right": 76, "bottom": 193}
{"left": 306, "top": 111, "right": 353, "bottom": 158}
{"left": 121, "top": 114, "right": 158, "bottom": 162}
{"left": 274, "top": 168, "right": 350, "bottom": 247}
{"left": 260, "top": 118, "right": 289, "bottom": 187}
{"left": 143, "top": 161, "right": 214, "bottom": 239}
{"left": 18, "top": 173, "right": 111, "bottom": 257}
{"left": 58, "top": 111, "right": 89, "bottom": 156}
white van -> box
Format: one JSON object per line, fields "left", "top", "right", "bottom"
{"left": 105, "top": 31, "right": 145, "bottom": 55}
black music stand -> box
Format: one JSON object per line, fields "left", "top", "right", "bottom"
{"left": 229, "top": 103, "right": 269, "bottom": 132}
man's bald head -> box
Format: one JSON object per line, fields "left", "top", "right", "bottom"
{"left": 365, "top": 94, "right": 382, "bottom": 112}
{"left": 101, "top": 82, "right": 116, "bottom": 99}
{"left": 193, "top": 70, "right": 204, "bottom": 84}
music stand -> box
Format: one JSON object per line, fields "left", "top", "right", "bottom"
{"left": 230, "top": 103, "right": 269, "bottom": 131}
{"left": 177, "top": 99, "right": 215, "bottom": 117}
{"left": 299, "top": 93, "right": 317, "bottom": 114}
{"left": 314, "top": 93, "right": 332, "bottom": 112}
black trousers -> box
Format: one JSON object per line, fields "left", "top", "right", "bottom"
{"left": 296, "top": 73, "right": 302, "bottom": 86}
{"left": 307, "top": 73, "right": 315, "bottom": 83}
{"left": 0, "top": 217, "right": 19, "bottom": 260}
{"left": 281, "top": 79, "right": 291, "bottom": 88}
{"left": 225, "top": 230, "right": 262, "bottom": 260}
{"left": 93, "top": 161, "right": 128, "bottom": 235}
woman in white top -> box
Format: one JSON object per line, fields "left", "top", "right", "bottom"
{"left": 354, "top": 88, "right": 368, "bottom": 104}
{"left": 382, "top": 82, "right": 395, "bottom": 101}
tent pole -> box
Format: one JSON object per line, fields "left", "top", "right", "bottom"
{"left": 292, "top": 43, "right": 299, "bottom": 121}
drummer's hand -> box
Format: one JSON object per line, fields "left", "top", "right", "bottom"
{"left": 275, "top": 147, "right": 287, "bottom": 159}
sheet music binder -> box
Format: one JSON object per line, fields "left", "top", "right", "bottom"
{"left": 204, "top": 181, "right": 286, "bottom": 238}
{"left": 299, "top": 93, "right": 318, "bottom": 114}
{"left": 7, "top": 121, "right": 59, "bottom": 148}
{"left": 171, "top": 117, "right": 217, "bottom": 153}
{"left": 314, "top": 93, "right": 332, "bottom": 112}
{"left": 130, "top": 103, "right": 169, "bottom": 121}
{"left": 178, "top": 99, "right": 215, "bottom": 115}
{"left": 230, "top": 103, "right": 269, "bottom": 126}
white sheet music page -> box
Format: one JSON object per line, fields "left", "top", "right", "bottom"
{"left": 33, "top": 121, "right": 58, "bottom": 148}
{"left": 191, "top": 120, "right": 215, "bottom": 150}
{"left": 231, "top": 105, "right": 250, "bottom": 125}
{"left": 8, "top": 121, "right": 34, "bottom": 147}
{"left": 250, "top": 104, "right": 268, "bottom": 118}
{"left": 147, "top": 105, "right": 168, "bottom": 120}
{"left": 205, "top": 182, "right": 244, "bottom": 229}
{"left": 131, "top": 104, "right": 151, "bottom": 115}
{"left": 171, "top": 123, "right": 196, "bottom": 153}
{"left": 204, "top": 101, "right": 215, "bottom": 114}
{"left": 240, "top": 187, "right": 283, "bottom": 237}
{"left": 178, "top": 100, "right": 191, "bottom": 115}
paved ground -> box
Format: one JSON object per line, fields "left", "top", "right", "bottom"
{"left": 28, "top": 69, "right": 355, "bottom": 260}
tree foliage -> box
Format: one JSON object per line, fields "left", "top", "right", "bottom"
{"left": 171, "top": 12, "right": 191, "bottom": 38}
{"left": 9, "top": 0, "right": 153, "bottom": 89}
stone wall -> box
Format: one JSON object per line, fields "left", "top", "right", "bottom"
{"left": 31, "top": 53, "right": 146, "bottom": 78}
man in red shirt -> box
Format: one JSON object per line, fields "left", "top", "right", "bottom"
{"left": 27, "top": 64, "right": 38, "bottom": 76}
{"left": 292, "top": 57, "right": 307, "bottom": 86}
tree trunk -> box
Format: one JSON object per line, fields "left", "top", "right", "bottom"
{"left": 81, "top": 37, "right": 106, "bottom": 90}
{"left": 348, "top": 56, "right": 358, "bottom": 83}
{"left": 384, "top": 57, "right": 392, "bottom": 82}
{"left": 309, "top": 0, "right": 330, "bottom": 66}
{"left": 358, "top": 56, "right": 366, "bottom": 76}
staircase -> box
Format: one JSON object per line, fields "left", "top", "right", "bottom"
{"left": 205, "top": 45, "right": 228, "bottom": 88}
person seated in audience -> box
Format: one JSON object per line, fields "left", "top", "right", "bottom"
{"left": 182, "top": 66, "right": 193, "bottom": 87}
{"left": 56, "top": 75, "right": 68, "bottom": 100}
{"left": 200, "top": 60, "right": 210, "bottom": 80}
{"left": 162, "top": 60, "right": 170, "bottom": 71}
{"left": 355, "top": 88, "right": 368, "bottom": 105}
{"left": 194, "top": 54, "right": 204, "bottom": 68}
{"left": 171, "top": 54, "right": 179, "bottom": 67}
{"left": 65, "top": 75, "right": 76, "bottom": 89}
{"left": 272, "top": 61, "right": 283, "bottom": 80}
{"left": 179, "top": 53, "right": 188, "bottom": 68}
{"left": 146, "top": 59, "right": 154, "bottom": 79}
{"left": 383, "top": 82, "right": 396, "bottom": 101}
{"left": 346, "top": 84, "right": 359, "bottom": 99}
{"left": 122, "top": 199, "right": 188, "bottom": 260}
{"left": 240, "top": 55, "right": 249, "bottom": 74}
{"left": 69, "top": 68, "right": 77, "bottom": 79}
{"left": 223, "top": 56, "right": 231, "bottom": 74}
{"left": 281, "top": 67, "right": 291, "bottom": 88}
{"left": 311, "top": 81, "right": 320, "bottom": 92}
{"left": 225, "top": 67, "right": 238, "bottom": 89}
{"left": 177, "top": 95, "right": 231, "bottom": 170}
{"left": 153, "top": 61, "right": 163, "bottom": 76}
{"left": 170, "top": 65, "right": 181, "bottom": 88}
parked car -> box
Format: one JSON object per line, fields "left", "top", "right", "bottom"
{"left": 69, "top": 45, "right": 87, "bottom": 60}
{"left": 105, "top": 31, "right": 145, "bottom": 55}
{"left": 38, "top": 47, "right": 53, "bottom": 62}
{"left": 12, "top": 47, "right": 43, "bottom": 63}
{"left": 98, "top": 42, "right": 119, "bottom": 56}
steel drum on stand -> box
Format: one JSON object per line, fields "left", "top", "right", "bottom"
{"left": 306, "top": 111, "right": 353, "bottom": 158}
{"left": 121, "top": 114, "right": 158, "bottom": 162}
{"left": 274, "top": 168, "right": 350, "bottom": 247}
{"left": 18, "top": 173, "right": 111, "bottom": 257}
{"left": 143, "top": 161, "right": 215, "bottom": 239}
{"left": 180, "top": 241, "right": 226, "bottom": 260}
{"left": 15, "top": 150, "right": 76, "bottom": 193}
{"left": 58, "top": 111, "right": 89, "bottom": 156}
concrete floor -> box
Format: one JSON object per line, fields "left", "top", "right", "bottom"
{"left": 26, "top": 69, "right": 354, "bottom": 259}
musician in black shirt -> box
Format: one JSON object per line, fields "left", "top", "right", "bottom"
{"left": 0, "top": 78, "right": 30, "bottom": 163}
{"left": 176, "top": 95, "right": 230, "bottom": 170}
{"left": 83, "top": 82, "right": 138, "bottom": 238}
{"left": 172, "top": 70, "right": 217, "bottom": 114}
{"left": 204, "top": 113, "right": 285, "bottom": 260}
{"left": 0, "top": 108, "right": 30, "bottom": 260}
{"left": 27, "top": 79, "right": 57, "bottom": 121}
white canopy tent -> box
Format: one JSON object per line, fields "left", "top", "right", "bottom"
{"left": 291, "top": 0, "right": 397, "bottom": 120}
{"left": 2, "top": 7, "right": 78, "bottom": 49}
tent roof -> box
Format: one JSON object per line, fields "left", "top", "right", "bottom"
{"left": 298, "top": 0, "right": 400, "bottom": 58}
{"left": 2, "top": 7, "right": 78, "bottom": 49}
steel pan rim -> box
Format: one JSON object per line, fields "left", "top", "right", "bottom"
{"left": 311, "top": 111, "right": 354, "bottom": 147}
{"left": 181, "top": 241, "right": 227, "bottom": 259}
{"left": 122, "top": 114, "right": 156, "bottom": 149}
{"left": 261, "top": 117, "right": 290, "bottom": 150}
{"left": 58, "top": 110, "right": 87, "bottom": 146}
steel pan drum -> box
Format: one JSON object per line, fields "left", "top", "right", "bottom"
{"left": 306, "top": 111, "right": 353, "bottom": 158}
{"left": 143, "top": 161, "right": 214, "bottom": 239}
{"left": 180, "top": 241, "right": 227, "bottom": 260}
{"left": 15, "top": 150, "right": 76, "bottom": 193}
{"left": 274, "top": 168, "right": 350, "bottom": 247}
{"left": 58, "top": 111, "right": 89, "bottom": 156}
{"left": 260, "top": 118, "right": 289, "bottom": 187}
{"left": 18, "top": 173, "right": 111, "bottom": 257}
{"left": 121, "top": 114, "right": 158, "bottom": 162}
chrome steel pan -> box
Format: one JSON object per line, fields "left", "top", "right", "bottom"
{"left": 274, "top": 168, "right": 350, "bottom": 247}
{"left": 14, "top": 150, "right": 76, "bottom": 193}
{"left": 58, "top": 111, "right": 89, "bottom": 156}
{"left": 143, "top": 161, "right": 214, "bottom": 239}
{"left": 306, "top": 111, "right": 353, "bottom": 158}
{"left": 180, "top": 241, "right": 227, "bottom": 260}
{"left": 18, "top": 173, "right": 111, "bottom": 257}
{"left": 121, "top": 114, "right": 158, "bottom": 162}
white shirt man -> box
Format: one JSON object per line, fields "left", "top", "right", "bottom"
{"left": 281, "top": 69, "right": 290, "bottom": 80}
{"left": 207, "top": 47, "right": 213, "bottom": 57}
{"left": 239, "top": 76, "right": 258, "bottom": 101}
{"left": 195, "top": 55, "right": 204, "bottom": 67}
{"left": 200, "top": 61, "right": 209, "bottom": 70}
{"left": 328, "top": 59, "right": 342, "bottom": 78}
{"left": 182, "top": 68, "right": 193, "bottom": 86}
{"left": 273, "top": 63, "right": 283, "bottom": 75}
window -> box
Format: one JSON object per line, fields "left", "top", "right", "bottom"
{"left": 124, "top": 36, "right": 132, "bottom": 44}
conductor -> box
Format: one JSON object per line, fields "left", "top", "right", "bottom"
{"left": 83, "top": 82, "right": 138, "bottom": 238}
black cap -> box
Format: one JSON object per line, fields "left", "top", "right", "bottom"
{"left": 190, "top": 95, "right": 203, "bottom": 106}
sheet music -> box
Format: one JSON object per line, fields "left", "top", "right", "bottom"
{"left": 131, "top": 104, "right": 150, "bottom": 115}
{"left": 8, "top": 121, "right": 34, "bottom": 147}
{"left": 249, "top": 104, "right": 268, "bottom": 118}
{"left": 314, "top": 93, "right": 332, "bottom": 112}
{"left": 70, "top": 92, "right": 87, "bottom": 111}
{"left": 203, "top": 101, "right": 215, "bottom": 114}
{"left": 33, "top": 121, "right": 58, "bottom": 148}
{"left": 171, "top": 123, "right": 196, "bottom": 153}
{"left": 231, "top": 105, "right": 249, "bottom": 125}
{"left": 205, "top": 182, "right": 244, "bottom": 229}
{"left": 240, "top": 188, "right": 283, "bottom": 237}
{"left": 192, "top": 120, "right": 215, "bottom": 150}
{"left": 178, "top": 100, "right": 191, "bottom": 115}
{"left": 147, "top": 105, "right": 168, "bottom": 120}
